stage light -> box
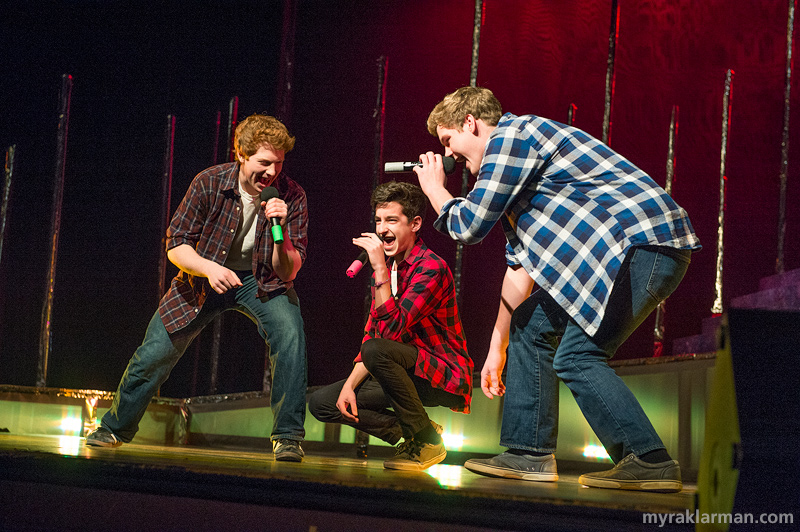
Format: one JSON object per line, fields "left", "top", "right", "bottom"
{"left": 441, "top": 431, "right": 464, "bottom": 451}
{"left": 57, "top": 435, "right": 82, "bottom": 456}
{"left": 582, "top": 444, "right": 611, "bottom": 461}
{"left": 425, "top": 464, "right": 463, "bottom": 488}
{"left": 59, "top": 416, "right": 83, "bottom": 436}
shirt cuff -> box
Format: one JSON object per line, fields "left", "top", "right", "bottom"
{"left": 371, "top": 293, "right": 397, "bottom": 320}
{"left": 433, "top": 197, "right": 461, "bottom": 234}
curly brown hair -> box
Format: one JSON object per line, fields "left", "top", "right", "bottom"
{"left": 234, "top": 114, "right": 295, "bottom": 160}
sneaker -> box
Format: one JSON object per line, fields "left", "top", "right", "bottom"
{"left": 384, "top": 439, "right": 447, "bottom": 471}
{"left": 273, "top": 438, "right": 304, "bottom": 462}
{"left": 464, "top": 451, "right": 558, "bottom": 482}
{"left": 578, "top": 453, "right": 682, "bottom": 492}
{"left": 85, "top": 427, "right": 123, "bottom": 448}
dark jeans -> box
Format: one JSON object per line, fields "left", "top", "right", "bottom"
{"left": 102, "top": 274, "right": 307, "bottom": 443}
{"left": 308, "top": 338, "right": 462, "bottom": 444}
{"left": 501, "top": 246, "right": 691, "bottom": 463}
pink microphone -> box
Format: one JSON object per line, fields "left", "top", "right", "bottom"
{"left": 346, "top": 235, "right": 384, "bottom": 277}
{"left": 346, "top": 250, "right": 369, "bottom": 278}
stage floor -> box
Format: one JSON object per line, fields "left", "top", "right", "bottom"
{"left": 0, "top": 434, "right": 695, "bottom": 532}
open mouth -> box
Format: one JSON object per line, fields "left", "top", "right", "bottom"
{"left": 382, "top": 234, "right": 396, "bottom": 248}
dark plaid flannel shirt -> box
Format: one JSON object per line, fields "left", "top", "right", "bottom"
{"left": 357, "top": 238, "right": 473, "bottom": 413}
{"left": 158, "top": 162, "right": 308, "bottom": 333}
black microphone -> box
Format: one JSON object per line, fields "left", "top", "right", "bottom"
{"left": 346, "top": 235, "right": 384, "bottom": 278}
{"left": 259, "top": 186, "right": 284, "bottom": 244}
{"left": 384, "top": 156, "right": 456, "bottom": 175}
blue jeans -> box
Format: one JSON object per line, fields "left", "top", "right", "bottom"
{"left": 500, "top": 246, "right": 691, "bottom": 463}
{"left": 102, "top": 273, "right": 307, "bottom": 443}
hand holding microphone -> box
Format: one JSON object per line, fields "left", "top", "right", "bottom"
{"left": 346, "top": 233, "right": 384, "bottom": 277}
{"left": 260, "top": 186, "right": 284, "bottom": 244}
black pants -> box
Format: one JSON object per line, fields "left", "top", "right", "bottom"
{"left": 308, "top": 338, "right": 463, "bottom": 444}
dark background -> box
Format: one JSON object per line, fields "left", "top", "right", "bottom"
{"left": 1, "top": 1, "right": 798, "bottom": 397}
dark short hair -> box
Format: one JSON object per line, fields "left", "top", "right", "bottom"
{"left": 371, "top": 181, "right": 427, "bottom": 223}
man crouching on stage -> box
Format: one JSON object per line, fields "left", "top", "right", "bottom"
{"left": 309, "top": 181, "right": 472, "bottom": 470}
{"left": 85, "top": 114, "right": 309, "bottom": 462}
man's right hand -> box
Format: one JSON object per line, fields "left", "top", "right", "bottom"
{"left": 481, "top": 348, "right": 507, "bottom": 399}
{"left": 204, "top": 262, "right": 242, "bottom": 294}
{"left": 336, "top": 386, "right": 359, "bottom": 423}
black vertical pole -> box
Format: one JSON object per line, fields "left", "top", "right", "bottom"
{"left": 453, "top": 0, "right": 485, "bottom": 304}
{"left": 567, "top": 104, "right": 577, "bottom": 126}
{"left": 1, "top": 145, "right": 15, "bottom": 271}
{"left": 38, "top": 74, "right": 73, "bottom": 388}
{"left": 777, "top": 0, "right": 796, "bottom": 274}
{"left": 371, "top": 56, "right": 388, "bottom": 196}
{"left": 275, "top": 0, "right": 298, "bottom": 129}
{"left": 158, "top": 115, "right": 175, "bottom": 301}
{"left": 602, "top": 0, "right": 620, "bottom": 146}
{"left": 653, "top": 106, "right": 679, "bottom": 357}
{"left": 712, "top": 70, "right": 734, "bottom": 316}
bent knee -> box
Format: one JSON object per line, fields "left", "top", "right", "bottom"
{"left": 359, "top": 338, "right": 391, "bottom": 371}
{"left": 308, "top": 389, "right": 337, "bottom": 422}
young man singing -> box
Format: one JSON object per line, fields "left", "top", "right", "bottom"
{"left": 308, "top": 181, "right": 472, "bottom": 471}
{"left": 414, "top": 87, "right": 700, "bottom": 492}
{"left": 85, "top": 114, "right": 309, "bottom": 462}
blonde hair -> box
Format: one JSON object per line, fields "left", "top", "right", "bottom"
{"left": 234, "top": 114, "right": 295, "bottom": 160}
{"left": 426, "top": 86, "right": 502, "bottom": 136}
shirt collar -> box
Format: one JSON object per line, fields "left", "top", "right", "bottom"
{"left": 390, "top": 237, "right": 427, "bottom": 271}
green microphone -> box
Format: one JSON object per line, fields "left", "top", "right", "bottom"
{"left": 260, "top": 186, "right": 284, "bottom": 244}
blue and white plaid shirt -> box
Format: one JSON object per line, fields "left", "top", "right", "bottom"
{"left": 434, "top": 113, "right": 701, "bottom": 336}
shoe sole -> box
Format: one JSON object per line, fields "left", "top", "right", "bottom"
{"left": 85, "top": 438, "right": 123, "bottom": 448}
{"left": 465, "top": 460, "right": 558, "bottom": 482}
{"left": 275, "top": 455, "right": 303, "bottom": 462}
{"left": 578, "top": 474, "right": 682, "bottom": 493}
{"left": 383, "top": 449, "right": 447, "bottom": 471}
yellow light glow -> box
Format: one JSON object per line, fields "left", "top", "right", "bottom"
{"left": 583, "top": 444, "right": 611, "bottom": 461}
{"left": 60, "top": 416, "right": 83, "bottom": 435}
{"left": 441, "top": 431, "right": 464, "bottom": 451}
{"left": 57, "top": 435, "right": 83, "bottom": 456}
{"left": 425, "top": 464, "right": 463, "bottom": 488}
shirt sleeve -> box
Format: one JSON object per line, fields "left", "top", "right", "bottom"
{"left": 284, "top": 185, "right": 309, "bottom": 265}
{"left": 166, "top": 172, "right": 209, "bottom": 251}
{"left": 433, "top": 123, "right": 545, "bottom": 244}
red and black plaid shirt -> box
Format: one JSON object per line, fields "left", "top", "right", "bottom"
{"left": 158, "top": 162, "right": 308, "bottom": 333}
{"left": 358, "top": 238, "right": 473, "bottom": 413}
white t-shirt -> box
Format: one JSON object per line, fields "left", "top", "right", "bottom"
{"left": 224, "top": 183, "right": 260, "bottom": 270}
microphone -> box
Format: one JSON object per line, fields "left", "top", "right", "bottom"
{"left": 346, "top": 250, "right": 369, "bottom": 278}
{"left": 346, "top": 235, "right": 384, "bottom": 278}
{"left": 259, "top": 186, "right": 284, "bottom": 244}
{"left": 384, "top": 156, "right": 456, "bottom": 175}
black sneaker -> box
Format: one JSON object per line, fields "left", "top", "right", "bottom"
{"left": 85, "top": 427, "right": 123, "bottom": 448}
{"left": 273, "top": 438, "right": 304, "bottom": 462}
{"left": 578, "top": 453, "right": 682, "bottom": 492}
